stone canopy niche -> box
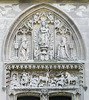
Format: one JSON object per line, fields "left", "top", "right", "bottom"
{"left": 4, "top": 3, "right": 85, "bottom": 100}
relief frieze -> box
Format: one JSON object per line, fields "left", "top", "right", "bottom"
{"left": 9, "top": 69, "right": 80, "bottom": 89}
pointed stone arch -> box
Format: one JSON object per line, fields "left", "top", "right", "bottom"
{"left": 3, "top": 3, "right": 86, "bottom": 61}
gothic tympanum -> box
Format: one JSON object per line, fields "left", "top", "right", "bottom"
{"left": 11, "top": 11, "right": 77, "bottom": 61}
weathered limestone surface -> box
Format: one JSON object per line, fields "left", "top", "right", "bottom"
{"left": 0, "top": 2, "right": 89, "bottom": 100}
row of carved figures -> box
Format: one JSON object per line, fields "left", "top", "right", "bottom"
{"left": 11, "top": 11, "right": 77, "bottom": 61}
{"left": 10, "top": 71, "right": 78, "bottom": 89}
{"left": 13, "top": 34, "right": 76, "bottom": 61}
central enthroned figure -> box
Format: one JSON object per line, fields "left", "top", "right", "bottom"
{"left": 39, "top": 21, "right": 49, "bottom": 47}
{"left": 38, "top": 21, "right": 50, "bottom": 60}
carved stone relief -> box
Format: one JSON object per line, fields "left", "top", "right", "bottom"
{"left": 11, "top": 21, "right": 32, "bottom": 61}
{"left": 10, "top": 69, "right": 79, "bottom": 89}
{"left": 10, "top": 10, "right": 78, "bottom": 61}
{"left": 3, "top": 4, "right": 85, "bottom": 100}
{"left": 10, "top": 71, "right": 19, "bottom": 89}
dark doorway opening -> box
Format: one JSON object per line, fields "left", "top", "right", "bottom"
{"left": 17, "top": 96, "right": 40, "bottom": 100}
{"left": 49, "top": 96, "right": 71, "bottom": 100}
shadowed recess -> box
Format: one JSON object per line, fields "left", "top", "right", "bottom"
{"left": 17, "top": 96, "right": 40, "bottom": 100}
{"left": 49, "top": 96, "right": 71, "bottom": 100}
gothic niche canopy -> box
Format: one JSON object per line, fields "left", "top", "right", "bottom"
{"left": 8, "top": 9, "right": 80, "bottom": 62}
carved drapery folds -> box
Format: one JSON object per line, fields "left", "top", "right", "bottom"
{"left": 11, "top": 20, "right": 32, "bottom": 61}
{"left": 9, "top": 10, "right": 79, "bottom": 61}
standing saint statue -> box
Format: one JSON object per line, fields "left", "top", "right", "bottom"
{"left": 19, "top": 34, "right": 29, "bottom": 60}
{"left": 58, "top": 36, "right": 69, "bottom": 60}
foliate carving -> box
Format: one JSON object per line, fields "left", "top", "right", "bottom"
{"left": 47, "top": 12, "right": 54, "bottom": 24}
{"left": 10, "top": 69, "right": 79, "bottom": 89}
{"left": 55, "top": 20, "right": 66, "bottom": 34}
{"left": 33, "top": 12, "right": 54, "bottom": 24}
{"left": 10, "top": 10, "right": 78, "bottom": 61}
{"left": 34, "top": 13, "right": 40, "bottom": 24}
